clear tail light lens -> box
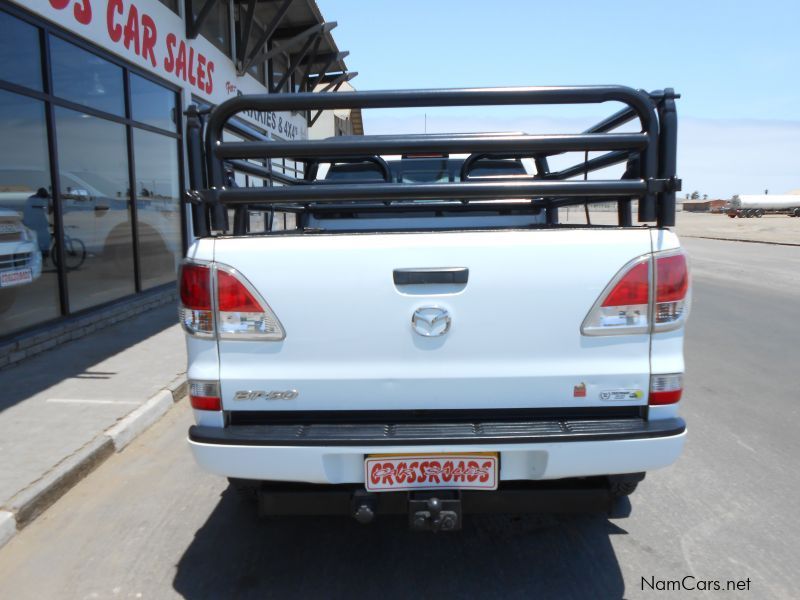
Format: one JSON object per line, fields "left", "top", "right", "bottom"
{"left": 189, "top": 380, "right": 221, "bottom": 411}
{"left": 581, "top": 256, "right": 650, "bottom": 335}
{"left": 216, "top": 266, "right": 285, "bottom": 340}
{"left": 654, "top": 252, "right": 690, "bottom": 331}
{"left": 649, "top": 373, "right": 683, "bottom": 405}
{"left": 179, "top": 263, "right": 214, "bottom": 336}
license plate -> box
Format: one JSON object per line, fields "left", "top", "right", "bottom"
{"left": 0, "top": 268, "right": 32, "bottom": 287}
{"left": 365, "top": 453, "right": 498, "bottom": 492}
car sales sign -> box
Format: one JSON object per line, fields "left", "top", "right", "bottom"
{"left": 18, "top": 0, "right": 307, "bottom": 140}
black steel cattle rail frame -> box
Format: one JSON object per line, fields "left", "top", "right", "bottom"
{"left": 185, "top": 85, "right": 680, "bottom": 236}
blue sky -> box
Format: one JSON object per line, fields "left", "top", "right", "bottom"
{"left": 318, "top": 0, "right": 800, "bottom": 197}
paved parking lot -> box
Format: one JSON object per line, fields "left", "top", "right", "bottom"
{"left": 0, "top": 237, "right": 797, "bottom": 599}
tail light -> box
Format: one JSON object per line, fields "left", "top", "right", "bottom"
{"left": 581, "top": 250, "right": 690, "bottom": 336}
{"left": 179, "top": 263, "right": 214, "bottom": 336}
{"left": 649, "top": 373, "right": 683, "bottom": 405}
{"left": 189, "top": 381, "right": 221, "bottom": 411}
{"left": 654, "top": 253, "right": 689, "bottom": 331}
{"left": 581, "top": 256, "right": 650, "bottom": 335}
{"left": 178, "top": 260, "right": 285, "bottom": 340}
{"left": 216, "top": 265, "right": 285, "bottom": 340}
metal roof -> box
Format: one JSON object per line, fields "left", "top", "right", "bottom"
{"left": 187, "top": 0, "right": 354, "bottom": 92}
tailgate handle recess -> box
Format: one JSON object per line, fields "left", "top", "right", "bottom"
{"left": 393, "top": 268, "right": 469, "bottom": 285}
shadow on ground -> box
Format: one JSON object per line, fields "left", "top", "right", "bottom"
{"left": 0, "top": 303, "right": 177, "bottom": 413}
{"left": 174, "top": 488, "right": 628, "bottom": 599}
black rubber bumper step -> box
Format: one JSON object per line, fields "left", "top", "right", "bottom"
{"left": 189, "top": 416, "right": 685, "bottom": 447}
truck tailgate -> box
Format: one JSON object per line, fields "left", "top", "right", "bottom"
{"left": 213, "top": 228, "right": 653, "bottom": 412}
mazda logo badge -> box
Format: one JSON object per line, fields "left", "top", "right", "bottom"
{"left": 411, "top": 307, "right": 451, "bottom": 337}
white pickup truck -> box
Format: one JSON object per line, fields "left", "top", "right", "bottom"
{"left": 180, "top": 86, "right": 688, "bottom": 530}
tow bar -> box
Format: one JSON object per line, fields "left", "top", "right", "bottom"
{"left": 408, "top": 492, "right": 462, "bottom": 532}
{"left": 349, "top": 490, "right": 463, "bottom": 531}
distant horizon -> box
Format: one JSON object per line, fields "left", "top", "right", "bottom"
{"left": 319, "top": 0, "right": 800, "bottom": 199}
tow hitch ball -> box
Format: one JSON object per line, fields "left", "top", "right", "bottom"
{"left": 410, "top": 496, "right": 462, "bottom": 532}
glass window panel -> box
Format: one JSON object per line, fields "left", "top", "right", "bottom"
{"left": 0, "top": 90, "right": 59, "bottom": 334}
{"left": 50, "top": 36, "right": 124, "bottom": 116}
{"left": 158, "top": 0, "right": 179, "bottom": 14}
{"left": 192, "top": 0, "right": 231, "bottom": 57}
{"left": 132, "top": 129, "right": 182, "bottom": 289}
{"left": 55, "top": 107, "right": 134, "bottom": 311}
{"left": 130, "top": 74, "right": 177, "bottom": 132}
{"left": 0, "top": 10, "right": 43, "bottom": 91}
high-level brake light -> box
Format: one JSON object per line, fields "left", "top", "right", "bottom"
{"left": 581, "top": 250, "right": 689, "bottom": 336}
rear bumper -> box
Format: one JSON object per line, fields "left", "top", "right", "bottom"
{"left": 188, "top": 417, "right": 686, "bottom": 483}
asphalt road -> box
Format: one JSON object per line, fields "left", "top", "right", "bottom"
{"left": 0, "top": 237, "right": 798, "bottom": 599}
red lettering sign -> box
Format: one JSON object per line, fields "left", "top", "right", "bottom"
{"left": 53, "top": 0, "right": 214, "bottom": 95}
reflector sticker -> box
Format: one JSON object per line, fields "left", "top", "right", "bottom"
{"left": 573, "top": 383, "right": 587, "bottom": 398}
{"left": 599, "top": 389, "right": 644, "bottom": 401}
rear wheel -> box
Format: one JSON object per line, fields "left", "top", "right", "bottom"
{"left": 755, "top": 209, "right": 764, "bottom": 218}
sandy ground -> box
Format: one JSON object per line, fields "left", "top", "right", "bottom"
{"left": 560, "top": 208, "right": 799, "bottom": 245}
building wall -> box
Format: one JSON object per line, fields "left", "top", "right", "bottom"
{"left": 308, "top": 81, "right": 361, "bottom": 139}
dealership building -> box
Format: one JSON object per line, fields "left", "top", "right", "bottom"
{"left": 0, "top": 0, "right": 358, "bottom": 364}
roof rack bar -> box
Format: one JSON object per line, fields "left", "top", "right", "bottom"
{"left": 211, "top": 179, "right": 645, "bottom": 206}
{"left": 215, "top": 133, "right": 648, "bottom": 161}
{"left": 585, "top": 105, "right": 639, "bottom": 134}
{"left": 583, "top": 90, "right": 679, "bottom": 135}
{"left": 205, "top": 86, "right": 657, "bottom": 186}
{"left": 656, "top": 88, "right": 679, "bottom": 227}
{"left": 185, "top": 104, "right": 209, "bottom": 237}
{"left": 546, "top": 149, "right": 631, "bottom": 180}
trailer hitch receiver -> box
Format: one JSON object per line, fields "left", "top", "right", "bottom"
{"left": 409, "top": 495, "right": 462, "bottom": 532}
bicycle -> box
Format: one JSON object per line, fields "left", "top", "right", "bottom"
{"left": 50, "top": 233, "right": 86, "bottom": 271}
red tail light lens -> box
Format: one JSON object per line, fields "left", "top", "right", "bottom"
{"left": 656, "top": 254, "right": 689, "bottom": 302}
{"left": 654, "top": 251, "right": 690, "bottom": 331}
{"left": 180, "top": 264, "right": 211, "bottom": 310}
{"left": 601, "top": 262, "right": 649, "bottom": 307}
{"left": 179, "top": 263, "right": 214, "bottom": 336}
{"left": 217, "top": 270, "right": 265, "bottom": 312}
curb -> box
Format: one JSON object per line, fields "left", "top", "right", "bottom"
{"left": 0, "top": 379, "right": 186, "bottom": 550}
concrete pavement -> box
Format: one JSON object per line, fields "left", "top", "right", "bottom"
{"left": 0, "top": 238, "right": 797, "bottom": 598}
{"left": 0, "top": 304, "right": 186, "bottom": 541}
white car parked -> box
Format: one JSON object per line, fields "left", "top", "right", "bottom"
{"left": 0, "top": 206, "right": 42, "bottom": 312}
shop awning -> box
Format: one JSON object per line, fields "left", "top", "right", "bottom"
{"left": 186, "top": 0, "right": 355, "bottom": 93}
